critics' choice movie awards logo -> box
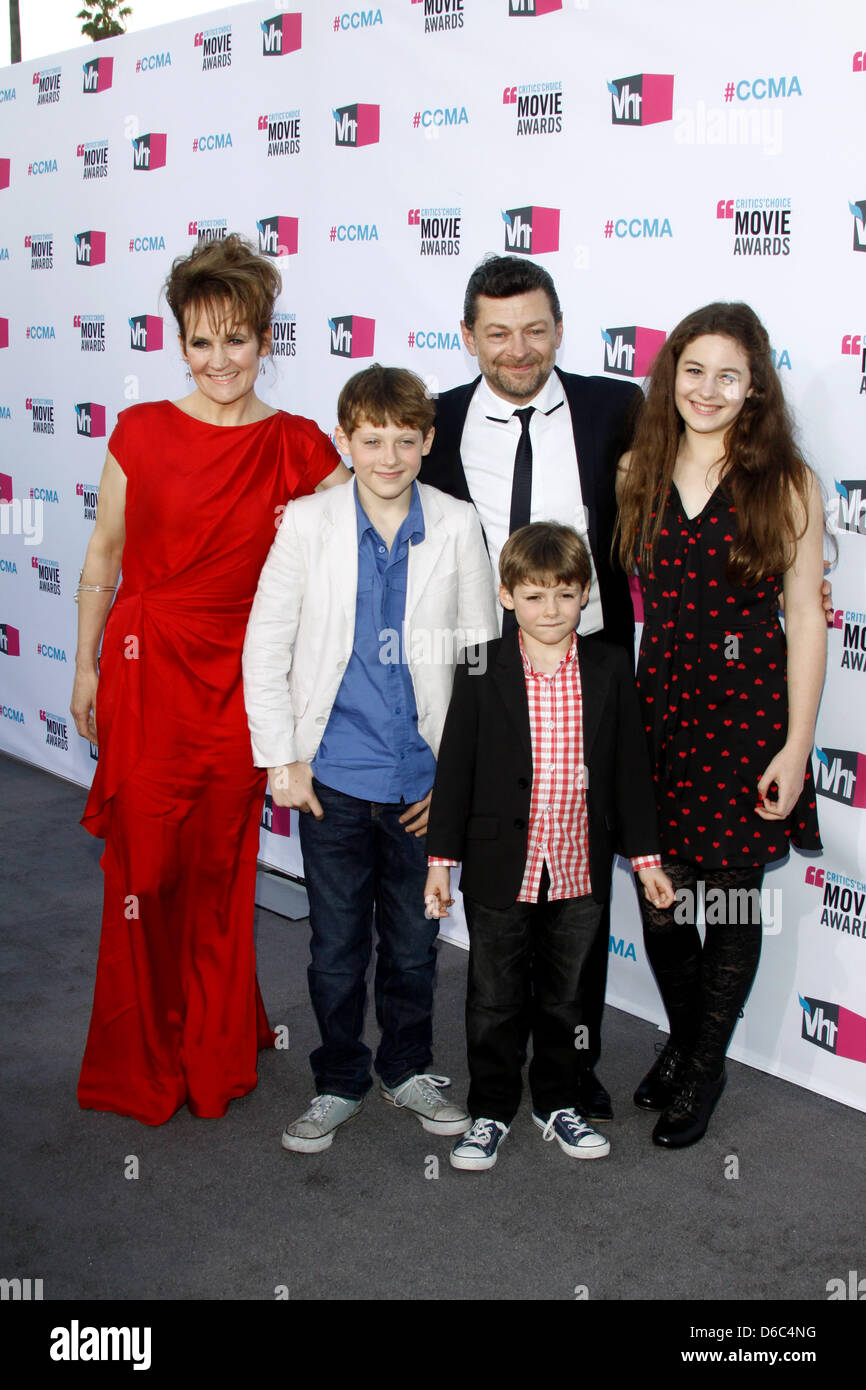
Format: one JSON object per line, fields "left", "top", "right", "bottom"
{"left": 608, "top": 73, "right": 674, "bottom": 126}
{"left": 82, "top": 56, "right": 113, "bottom": 93}
{"left": 501, "top": 205, "right": 559, "bottom": 254}
{"left": 502, "top": 82, "right": 563, "bottom": 135}
{"left": 32, "top": 554, "right": 61, "bottom": 594}
{"left": 329, "top": 315, "right": 375, "bottom": 358}
{"left": 33, "top": 67, "right": 61, "bottom": 105}
{"left": 806, "top": 865, "right": 866, "bottom": 941}
{"left": 840, "top": 334, "right": 866, "bottom": 394}
{"left": 270, "top": 313, "right": 296, "bottom": 357}
{"left": 834, "top": 478, "right": 866, "bottom": 534}
{"left": 75, "top": 231, "right": 106, "bottom": 266}
{"left": 799, "top": 994, "right": 866, "bottom": 1062}
{"left": 189, "top": 218, "right": 227, "bottom": 245}
{"left": 814, "top": 745, "right": 866, "bottom": 808}
{"left": 74, "top": 315, "right": 105, "bottom": 352}
{"left": 75, "top": 403, "right": 106, "bottom": 437}
{"left": 26, "top": 397, "right": 54, "bottom": 434}
{"left": 407, "top": 207, "right": 461, "bottom": 255}
{"left": 194, "top": 26, "right": 232, "bottom": 70}
{"left": 602, "top": 326, "right": 666, "bottom": 378}
{"left": 261, "top": 13, "right": 302, "bottom": 56}
{"left": 334, "top": 104, "right": 380, "bottom": 147}
{"left": 832, "top": 608, "right": 866, "bottom": 672}
{"left": 40, "top": 708, "right": 68, "bottom": 749}
{"left": 132, "top": 133, "right": 167, "bottom": 171}
{"left": 77, "top": 141, "right": 108, "bottom": 179}
{"left": 850, "top": 200, "right": 866, "bottom": 252}
{"left": 257, "top": 216, "right": 298, "bottom": 257}
{"left": 129, "top": 315, "right": 163, "bottom": 352}
{"left": 26, "top": 233, "right": 53, "bottom": 270}
{"left": 716, "top": 197, "right": 791, "bottom": 256}
{"left": 259, "top": 111, "right": 301, "bottom": 157}
{"left": 76, "top": 481, "right": 99, "bottom": 518}
{"left": 414, "top": 0, "right": 464, "bottom": 32}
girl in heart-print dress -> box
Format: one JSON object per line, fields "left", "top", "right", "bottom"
{"left": 615, "top": 302, "right": 827, "bottom": 1149}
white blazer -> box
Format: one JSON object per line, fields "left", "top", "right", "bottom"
{"left": 242, "top": 480, "right": 499, "bottom": 769}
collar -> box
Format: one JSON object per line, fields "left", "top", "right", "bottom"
{"left": 518, "top": 628, "right": 578, "bottom": 678}
{"left": 353, "top": 478, "right": 425, "bottom": 546}
{"left": 476, "top": 369, "right": 565, "bottom": 421}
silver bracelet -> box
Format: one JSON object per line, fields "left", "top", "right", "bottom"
{"left": 74, "top": 582, "right": 118, "bottom": 604}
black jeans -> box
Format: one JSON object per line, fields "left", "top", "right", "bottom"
{"left": 463, "top": 869, "right": 604, "bottom": 1124}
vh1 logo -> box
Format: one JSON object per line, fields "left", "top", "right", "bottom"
{"left": 74, "top": 231, "right": 106, "bottom": 266}
{"left": 129, "top": 315, "right": 163, "bottom": 352}
{"left": 333, "top": 103, "right": 380, "bottom": 147}
{"left": 261, "top": 13, "right": 302, "bottom": 56}
{"left": 75, "top": 402, "right": 106, "bottom": 437}
{"left": 602, "top": 325, "right": 666, "bottom": 378}
{"left": 329, "top": 315, "right": 375, "bottom": 358}
{"left": 799, "top": 994, "right": 866, "bottom": 1062}
{"left": 608, "top": 73, "right": 674, "bottom": 127}
{"left": 132, "top": 133, "right": 168, "bottom": 171}
{"left": 0, "top": 623, "right": 21, "bottom": 656}
{"left": 851, "top": 200, "right": 866, "bottom": 253}
{"left": 0, "top": 157, "right": 11, "bottom": 190}
{"left": 814, "top": 746, "right": 866, "bottom": 808}
{"left": 82, "top": 56, "right": 113, "bottom": 93}
{"left": 508, "top": 0, "right": 562, "bottom": 13}
{"left": 257, "top": 216, "right": 299, "bottom": 257}
{"left": 502, "top": 205, "right": 559, "bottom": 255}
{"left": 0, "top": 319, "right": 7, "bottom": 349}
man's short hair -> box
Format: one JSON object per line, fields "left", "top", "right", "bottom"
{"left": 462, "top": 255, "right": 562, "bottom": 332}
{"left": 337, "top": 364, "right": 435, "bottom": 436}
{"left": 499, "top": 523, "right": 592, "bottom": 593}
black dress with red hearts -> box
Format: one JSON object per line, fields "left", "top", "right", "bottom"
{"left": 635, "top": 482, "right": 821, "bottom": 868}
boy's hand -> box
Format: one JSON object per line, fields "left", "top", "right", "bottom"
{"left": 638, "top": 866, "right": 675, "bottom": 910}
{"left": 268, "top": 762, "right": 323, "bottom": 820}
{"left": 424, "top": 867, "right": 453, "bottom": 920}
{"left": 399, "top": 790, "right": 432, "bottom": 837}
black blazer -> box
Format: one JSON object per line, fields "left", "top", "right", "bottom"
{"left": 426, "top": 630, "right": 660, "bottom": 909}
{"left": 419, "top": 367, "right": 642, "bottom": 653}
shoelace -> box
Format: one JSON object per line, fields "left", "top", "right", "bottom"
{"left": 391, "top": 1073, "right": 450, "bottom": 1109}
{"left": 304, "top": 1094, "right": 337, "bottom": 1122}
{"left": 657, "top": 1044, "right": 685, "bottom": 1085}
{"left": 541, "top": 1108, "right": 591, "bottom": 1142}
{"left": 463, "top": 1118, "right": 500, "bottom": 1148}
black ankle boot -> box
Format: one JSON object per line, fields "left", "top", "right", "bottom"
{"left": 651, "top": 1068, "right": 726, "bottom": 1148}
{"left": 633, "top": 1042, "right": 690, "bottom": 1112}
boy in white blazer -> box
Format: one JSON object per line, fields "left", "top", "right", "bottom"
{"left": 243, "top": 366, "right": 499, "bottom": 1152}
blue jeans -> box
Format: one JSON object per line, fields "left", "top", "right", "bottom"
{"left": 298, "top": 779, "right": 438, "bottom": 1099}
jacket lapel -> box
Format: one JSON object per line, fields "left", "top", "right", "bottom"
{"left": 321, "top": 479, "right": 360, "bottom": 629}
{"left": 558, "top": 368, "right": 600, "bottom": 565}
{"left": 577, "top": 639, "right": 606, "bottom": 765}
{"left": 405, "top": 483, "right": 447, "bottom": 623}
{"left": 495, "top": 630, "right": 532, "bottom": 763}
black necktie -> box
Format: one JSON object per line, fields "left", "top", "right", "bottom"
{"left": 508, "top": 406, "right": 535, "bottom": 536}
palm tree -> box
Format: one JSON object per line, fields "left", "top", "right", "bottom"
{"left": 10, "top": 0, "right": 21, "bottom": 62}
{"left": 76, "top": 0, "right": 132, "bottom": 41}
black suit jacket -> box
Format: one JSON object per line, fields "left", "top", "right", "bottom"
{"left": 426, "top": 630, "right": 660, "bottom": 909}
{"left": 419, "top": 367, "right": 642, "bottom": 652}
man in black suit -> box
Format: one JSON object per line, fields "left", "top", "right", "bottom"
{"left": 419, "top": 256, "right": 642, "bottom": 1118}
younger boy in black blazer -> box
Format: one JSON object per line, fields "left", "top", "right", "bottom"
{"left": 425, "top": 523, "right": 673, "bottom": 1170}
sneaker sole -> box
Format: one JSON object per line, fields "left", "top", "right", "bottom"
{"left": 449, "top": 1150, "right": 499, "bottom": 1171}
{"left": 532, "top": 1113, "right": 611, "bottom": 1159}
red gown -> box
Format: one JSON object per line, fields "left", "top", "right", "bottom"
{"left": 78, "top": 401, "right": 339, "bottom": 1125}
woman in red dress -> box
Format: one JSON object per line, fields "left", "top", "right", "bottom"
{"left": 70, "top": 234, "right": 348, "bottom": 1125}
{"left": 616, "top": 303, "right": 826, "bottom": 1148}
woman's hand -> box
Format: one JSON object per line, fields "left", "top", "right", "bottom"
{"left": 424, "top": 867, "right": 453, "bottom": 920}
{"left": 756, "top": 743, "right": 811, "bottom": 821}
{"left": 70, "top": 667, "right": 99, "bottom": 744}
{"left": 268, "top": 762, "right": 323, "bottom": 819}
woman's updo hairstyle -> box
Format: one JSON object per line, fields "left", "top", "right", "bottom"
{"left": 164, "top": 233, "right": 282, "bottom": 344}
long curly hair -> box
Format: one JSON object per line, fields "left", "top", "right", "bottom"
{"left": 616, "top": 302, "right": 812, "bottom": 586}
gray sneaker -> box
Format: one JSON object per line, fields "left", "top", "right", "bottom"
{"left": 281, "top": 1094, "right": 363, "bottom": 1153}
{"left": 380, "top": 1073, "right": 470, "bottom": 1135}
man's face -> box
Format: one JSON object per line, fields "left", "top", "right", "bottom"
{"left": 460, "top": 289, "right": 563, "bottom": 404}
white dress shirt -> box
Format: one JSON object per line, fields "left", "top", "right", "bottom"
{"left": 461, "top": 373, "right": 603, "bottom": 635}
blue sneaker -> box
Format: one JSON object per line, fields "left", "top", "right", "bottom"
{"left": 450, "top": 1117, "right": 509, "bottom": 1171}
{"left": 532, "top": 1107, "right": 610, "bottom": 1159}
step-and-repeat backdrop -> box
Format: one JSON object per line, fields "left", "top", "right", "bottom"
{"left": 1, "top": 0, "right": 864, "bottom": 1109}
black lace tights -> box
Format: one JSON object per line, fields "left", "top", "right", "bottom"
{"left": 639, "top": 861, "right": 765, "bottom": 1080}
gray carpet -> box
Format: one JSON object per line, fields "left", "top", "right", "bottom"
{"left": 1, "top": 752, "right": 862, "bottom": 1307}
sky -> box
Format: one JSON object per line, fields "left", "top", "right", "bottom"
{"left": 3, "top": 0, "right": 241, "bottom": 65}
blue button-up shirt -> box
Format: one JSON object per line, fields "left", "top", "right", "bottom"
{"left": 312, "top": 481, "right": 437, "bottom": 803}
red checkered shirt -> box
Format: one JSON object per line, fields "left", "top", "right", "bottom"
{"left": 429, "top": 632, "right": 660, "bottom": 902}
